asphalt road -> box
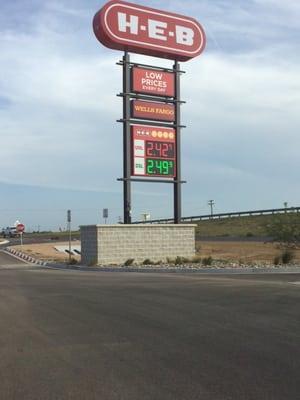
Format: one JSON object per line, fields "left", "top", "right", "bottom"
{"left": 0, "top": 251, "right": 299, "bottom": 400}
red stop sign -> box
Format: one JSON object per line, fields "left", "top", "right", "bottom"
{"left": 16, "top": 223, "right": 25, "bottom": 233}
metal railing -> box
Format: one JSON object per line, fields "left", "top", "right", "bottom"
{"left": 133, "top": 207, "right": 300, "bottom": 224}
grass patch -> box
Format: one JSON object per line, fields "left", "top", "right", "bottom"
{"left": 195, "top": 213, "right": 300, "bottom": 238}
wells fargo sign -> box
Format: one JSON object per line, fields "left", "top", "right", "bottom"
{"left": 132, "top": 67, "right": 175, "bottom": 97}
{"left": 93, "top": 0, "right": 206, "bottom": 61}
{"left": 132, "top": 100, "right": 175, "bottom": 122}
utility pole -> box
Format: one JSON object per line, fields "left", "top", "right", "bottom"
{"left": 208, "top": 200, "right": 215, "bottom": 217}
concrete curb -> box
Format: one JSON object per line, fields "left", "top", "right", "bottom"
{"left": 4, "top": 247, "right": 48, "bottom": 266}
{"left": 38, "top": 262, "right": 300, "bottom": 275}
{"left": 3, "top": 247, "right": 300, "bottom": 275}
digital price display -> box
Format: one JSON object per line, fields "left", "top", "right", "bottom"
{"left": 132, "top": 125, "right": 176, "bottom": 177}
{"left": 146, "top": 159, "right": 175, "bottom": 176}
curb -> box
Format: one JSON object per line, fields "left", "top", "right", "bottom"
{"left": 4, "top": 247, "right": 48, "bottom": 266}
{"left": 3, "top": 247, "right": 300, "bottom": 275}
{"left": 35, "top": 262, "right": 300, "bottom": 275}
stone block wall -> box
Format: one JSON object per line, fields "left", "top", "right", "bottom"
{"left": 80, "top": 224, "right": 196, "bottom": 265}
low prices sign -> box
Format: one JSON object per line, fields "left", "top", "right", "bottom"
{"left": 132, "top": 67, "right": 175, "bottom": 97}
{"left": 132, "top": 125, "right": 176, "bottom": 177}
{"left": 132, "top": 100, "right": 175, "bottom": 122}
{"left": 93, "top": 0, "right": 206, "bottom": 61}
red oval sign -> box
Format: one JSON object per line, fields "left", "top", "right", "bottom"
{"left": 93, "top": 0, "right": 206, "bottom": 61}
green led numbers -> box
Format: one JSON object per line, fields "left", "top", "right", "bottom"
{"left": 146, "top": 158, "right": 174, "bottom": 176}
{"left": 147, "top": 159, "right": 154, "bottom": 174}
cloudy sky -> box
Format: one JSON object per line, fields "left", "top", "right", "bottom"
{"left": 0, "top": 0, "right": 299, "bottom": 230}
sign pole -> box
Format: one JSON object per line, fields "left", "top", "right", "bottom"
{"left": 20, "top": 232, "right": 23, "bottom": 250}
{"left": 67, "top": 210, "right": 71, "bottom": 264}
{"left": 123, "top": 51, "right": 132, "bottom": 224}
{"left": 174, "top": 60, "right": 182, "bottom": 224}
{"left": 103, "top": 208, "right": 108, "bottom": 224}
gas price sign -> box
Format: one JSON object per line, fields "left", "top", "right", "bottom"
{"left": 132, "top": 125, "right": 176, "bottom": 177}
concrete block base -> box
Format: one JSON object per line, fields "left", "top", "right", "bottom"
{"left": 80, "top": 224, "right": 196, "bottom": 266}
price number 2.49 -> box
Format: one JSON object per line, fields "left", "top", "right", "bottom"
{"left": 146, "top": 159, "right": 174, "bottom": 176}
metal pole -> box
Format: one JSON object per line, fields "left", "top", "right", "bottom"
{"left": 174, "top": 60, "right": 181, "bottom": 224}
{"left": 123, "top": 52, "right": 132, "bottom": 224}
{"left": 67, "top": 210, "right": 71, "bottom": 264}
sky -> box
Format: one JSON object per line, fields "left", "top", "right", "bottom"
{"left": 0, "top": 0, "right": 299, "bottom": 230}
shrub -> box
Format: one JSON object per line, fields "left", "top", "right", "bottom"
{"left": 142, "top": 259, "right": 153, "bottom": 265}
{"left": 124, "top": 258, "right": 134, "bottom": 266}
{"left": 202, "top": 256, "right": 213, "bottom": 266}
{"left": 273, "top": 255, "right": 281, "bottom": 265}
{"left": 68, "top": 257, "right": 78, "bottom": 265}
{"left": 281, "top": 250, "right": 294, "bottom": 264}
{"left": 51, "top": 236, "right": 59, "bottom": 241}
{"left": 266, "top": 214, "right": 300, "bottom": 248}
{"left": 175, "top": 256, "right": 189, "bottom": 265}
{"left": 246, "top": 232, "right": 254, "bottom": 237}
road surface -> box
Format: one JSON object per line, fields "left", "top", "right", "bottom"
{"left": 0, "top": 251, "right": 299, "bottom": 400}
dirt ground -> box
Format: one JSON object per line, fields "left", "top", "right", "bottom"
{"left": 12, "top": 241, "right": 81, "bottom": 263}
{"left": 10, "top": 240, "right": 300, "bottom": 264}
{"left": 197, "top": 241, "right": 300, "bottom": 263}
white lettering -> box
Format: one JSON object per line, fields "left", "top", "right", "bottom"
{"left": 118, "top": 12, "right": 138, "bottom": 35}
{"left": 146, "top": 71, "right": 163, "bottom": 80}
{"left": 148, "top": 19, "right": 167, "bottom": 41}
{"left": 141, "top": 78, "right": 167, "bottom": 88}
{"left": 176, "top": 25, "right": 194, "bottom": 46}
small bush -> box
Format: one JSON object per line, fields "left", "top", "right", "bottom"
{"left": 51, "top": 236, "right": 59, "bottom": 241}
{"left": 142, "top": 259, "right": 153, "bottom": 265}
{"left": 124, "top": 258, "right": 134, "bottom": 266}
{"left": 175, "top": 256, "right": 183, "bottom": 265}
{"left": 273, "top": 255, "right": 281, "bottom": 265}
{"left": 68, "top": 257, "right": 78, "bottom": 265}
{"left": 246, "top": 232, "right": 254, "bottom": 237}
{"left": 175, "top": 256, "right": 189, "bottom": 265}
{"left": 281, "top": 250, "right": 294, "bottom": 264}
{"left": 202, "top": 256, "right": 213, "bottom": 266}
